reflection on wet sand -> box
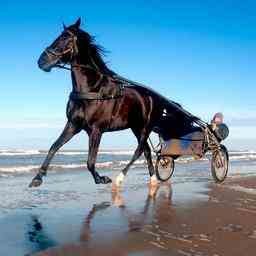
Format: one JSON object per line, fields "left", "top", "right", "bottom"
{"left": 27, "top": 215, "right": 57, "bottom": 253}
{"left": 23, "top": 176, "right": 256, "bottom": 256}
{"left": 112, "top": 183, "right": 173, "bottom": 233}
{"left": 80, "top": 201, "right": 111, "bottom": 242}
{"left": 32, "top": 183, "right": 175, "bottom": 256}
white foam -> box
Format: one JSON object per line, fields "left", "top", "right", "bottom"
{"left": 57, "top": 150, "right": 134, "bottom": 156}
{"left": 0, "top": 149, "right": 41, "bottom": 156}
{"left": 54, "top": 162, "right": 114, "bottom": 169}
{"left": 118, "top": 160, "right": 146, "bottom": 166}
{"left": 229, "top": 155, "right": 256, "bottom": 160}
{"left": 0, "top": 161, "right": 115, "bottom": 174}
{"left": 99, "top": 150, "right": 134, "bottom": 155}
{"left": 0, "top": 149, "right": 134, "bottom": 156}
{"left": 227, "top": 185, "right": 256, "bottom": 195}
{"left": 56, "top": 152, "right": 85, "bottom": 156}
{"left": 96, "top": 161, "right": 113, "bottom": 168}
{"left": 0, "top": 165, "right": 39, "bottom": 173}
{"left": 229, "top": 151, "right": 256, "bottom": 155}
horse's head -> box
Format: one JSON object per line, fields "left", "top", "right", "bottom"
{"left": 38, "top": 18, "right": 82, "bottom": 72}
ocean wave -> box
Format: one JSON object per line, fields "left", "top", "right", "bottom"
{"left": 1, "top": 149, "right": 256, "bottom": 175}
{"left": 227, "top": 185, "right": 256, "bottom": 195}
{"left": 99, "top": 151, "right": 134, "bottom": 155}
{"left": 0, "top": 149, "right": 41, "bottom": 156}
{"left": 118, "top": 159, "right": 146, "bottom": 166}
{"left": 57, "top": 151, "right": 134, "bottom": 156}
{"left": 0, "top": 150, "right": 85, "bottom": 156}
{"left": 0, "top": 159, "right": 148, "bottom": 174}
{"left": 229, "top": 151, "right": 256, "bottom": 155}
{"left": 229, "top": 155, "right": 256, "bottom": 160}
{"left": 0, "top": 161, "right": 114, "bottom": 174}
{"left": 0, "top": 165, "right": 39, "bottom": 173}
{"left": 2, "top": 148, "right": 255, "bottom": 159}
{"left": 0, "top": 149, "right": 134, "bottom": 156}
{"left": 176, "top": 157, "right": 208, "bottom": 163}
{"left": 56, "top": 152, "right": 85, "bottom": 156}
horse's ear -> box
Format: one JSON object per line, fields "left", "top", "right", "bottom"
{"left": 62, "top": 22, "right": 67, "bottom": 30}
{"left": 74, "top": 17, "right": 81, "bottom": 28}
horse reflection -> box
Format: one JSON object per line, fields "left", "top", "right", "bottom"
{"left": 29, "top": 183, "right": 174, "bottom": 255}
{"left": 80, "top": 201, "right": 111, "bottom": 242}
{"left": 27, "top": 215, "right": 56, "bottom": 254}
{"left": 80, "top": 182, "right": 173, "bottom": 242}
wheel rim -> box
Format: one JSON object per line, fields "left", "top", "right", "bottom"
{"left": 213, "top": 150, "right": 228, "bottom": 181}
{"left": 157, "top": 156, "right": 174, "bottom": 181}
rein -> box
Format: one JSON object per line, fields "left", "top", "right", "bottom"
{"left": 55, "top": 63, "right": 100, "bottom": 72}
{"left": 44, "top": 29, "right": 78, "bottom": 60}
{"left": 54, "top": 63, "right": 125, "bottom": 101}
{"left": 69, "top": 89, "right": 124, "bottom": 101}
{"left": 44, "top": 28, "right": 128, "bottom": 101}
{"left": 54, "top": 63, "right": 126, "bottom": 101}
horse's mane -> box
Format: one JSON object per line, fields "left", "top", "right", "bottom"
{"left": 73, "top": 28, "right": 196, "bottom": 132}
{"left": 76, "top": 29, "right": 116, "bottom": 76}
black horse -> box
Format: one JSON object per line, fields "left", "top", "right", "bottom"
{"left": 30, "top": 18, "right": 195, "bottom": 188}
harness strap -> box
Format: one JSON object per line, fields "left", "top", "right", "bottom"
{"left": 93, "top": 73, "right": 104, "bottom": 89}
{"left": 69, "top": 84, "right": 124, "bottom": 101}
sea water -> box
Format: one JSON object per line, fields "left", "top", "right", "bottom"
{"left": 0, "top": 149, "right": 255, "bottom": 255}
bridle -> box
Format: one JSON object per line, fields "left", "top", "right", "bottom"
{"left": 44, "top": 29, "right": 79, "bottom": 64}
{"left": 42, "top": 29, "right": 128, "bottom": 101}
{"left": 43, "top": 29, "right": 104, "bottom": 74}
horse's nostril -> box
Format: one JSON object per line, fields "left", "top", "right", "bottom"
{"left": 38, "top": 52, "right": 46, "bottom": 67}
{"left": 37, "top": 59, "right": 43, "bottom": 69}
{"left": 37, "top": 52, "right": 52, "bottom": 72}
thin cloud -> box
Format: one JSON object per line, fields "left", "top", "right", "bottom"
{"left": 228, "top": 117, "right": 256, "bottom": 127}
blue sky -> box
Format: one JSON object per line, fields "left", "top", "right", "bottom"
{"left": 0, "top": 1, "right": 256, "bottom": 150}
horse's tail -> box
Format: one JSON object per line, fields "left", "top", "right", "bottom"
{"left": 118, "top": 78, "right": 199, "bottom": 124}
{"left": 157, "top": 95, "right": 199, "bottom": 124}
{"left": 130, "top": 84, "right": 198, "bottom": 124}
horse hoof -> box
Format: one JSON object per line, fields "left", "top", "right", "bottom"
{"left": 29, "top": 178, "right": 43, "bottom": 188}
{"left": 115, "top": 173, "right": 125, "bottom": 186}
{"left": 101, "top": 176, "right": 112, "bottom": 184}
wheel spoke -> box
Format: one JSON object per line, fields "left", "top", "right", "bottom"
{"left": 155, "top": 156, "right": 174, "bottom": 182}
{"left": 211, "top": 145, "right": 229, "bottom": 183}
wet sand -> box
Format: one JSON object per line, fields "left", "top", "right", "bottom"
{"left": 30, "top": 177, "right": 256, "bottom": 256}
{"left": 0, "top": 167, "right": 256, "bottom": 256}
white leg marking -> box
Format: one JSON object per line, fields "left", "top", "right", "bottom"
{"left": 150, "top": 174, "right": 158, "bottom": 185}
{"left": 115, "top": 172, "right": 125, "bottom": 186}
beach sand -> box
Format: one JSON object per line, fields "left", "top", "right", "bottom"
{"left": 0, "top": 166, "right": 256, "bottom": 256}
{"left": 32, "top": 176, "right": 256, "bottom": 256}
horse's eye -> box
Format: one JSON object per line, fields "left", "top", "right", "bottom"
{"left": 61, "top": 34, "right": 69, "bottom": 40}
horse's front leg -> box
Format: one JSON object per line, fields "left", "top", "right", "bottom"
{"left": 29, "top": 122, "right": 80, "bottom": 187}
{"left": 87, "top": 128, "right": 112, "bottom": 184}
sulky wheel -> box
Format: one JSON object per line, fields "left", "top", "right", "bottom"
{"left": 155, "top": 155, "right": 175, "bottom": 182}
{"left": 211, "top": 144, "right": 229, "bottom": 183}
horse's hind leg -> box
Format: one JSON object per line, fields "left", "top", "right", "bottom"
{"left": 115, "top": 128, "right": 150, "bottom": 186}
{"left": 143, "top": 142, "right": 154, "bottom": 176}
{"left": 87, "top": 128, "right": 112, "bottom": 184}
{"left": 144, "top": 142, "right": 158, "bottom": 185}
{"left": 29, "top": 122, "right": 80, "bottom": 187}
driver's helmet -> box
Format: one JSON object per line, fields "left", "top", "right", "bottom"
{"left": 211, "top": 112, "right": 229, "bottom": 141}
{"left": 211, "top": 112, "right": 224, "bottom": 125}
